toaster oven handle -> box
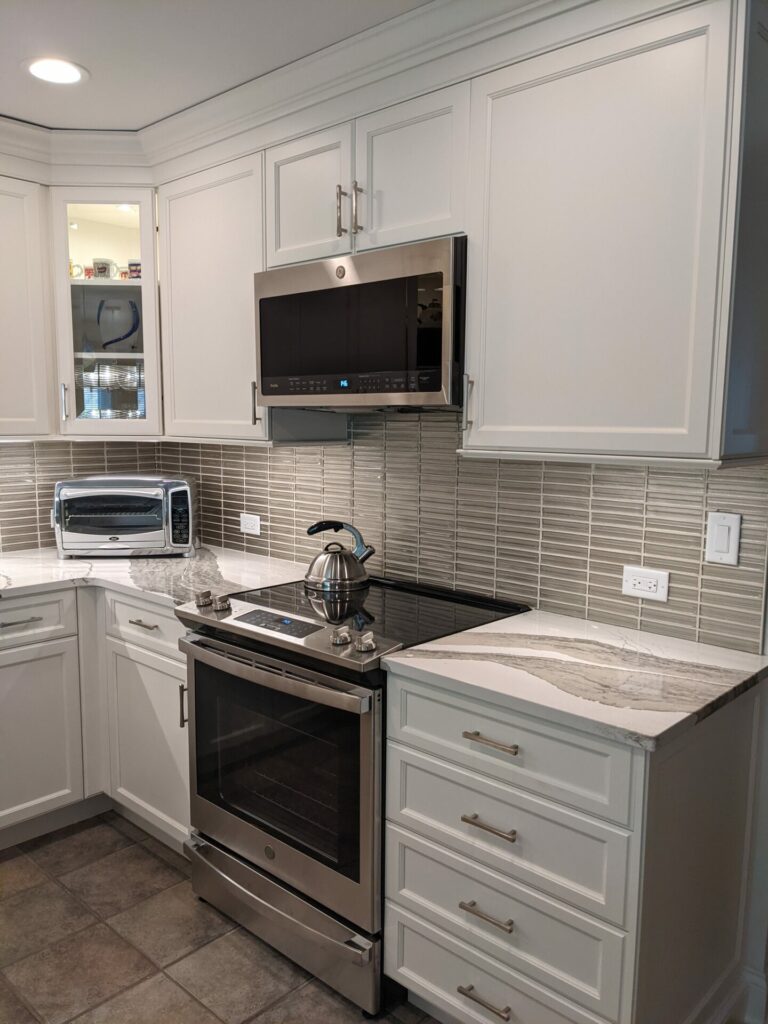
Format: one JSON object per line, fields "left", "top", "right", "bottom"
{"left": 179, "top": 636, "right": 372, "bottom": 715}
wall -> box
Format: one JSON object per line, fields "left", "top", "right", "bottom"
{"left": 2, "top": 414, "right": 767, "bottom": 653}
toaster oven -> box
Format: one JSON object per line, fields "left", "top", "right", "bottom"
{"left": 53, "top": 474, "right": 197, "bottom": 558}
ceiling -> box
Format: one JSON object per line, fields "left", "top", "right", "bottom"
{"left": 0, "top": 0, "right": 432, "bottom": 131}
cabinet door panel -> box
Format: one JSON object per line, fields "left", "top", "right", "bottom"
{"left": 0, "top": 638, "right": 82, "bottom": 826}
{"left": 159, "top": 155, "right": 268, "bottom": 439}
{"left": 355, "top": 85, "right": 469, "bottom": 251}
{"left": 0, "top": 178, "right": 51, "bottom": 436}
{"left": 464, "top": 2, "right": 730, "bottom": 457}
{"left": 266, "top": 125, "right": 352, "bottom": 266}
{"left": 106, "top": 638, "right": 189, "bottom": 844}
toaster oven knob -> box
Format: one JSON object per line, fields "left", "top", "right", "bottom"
{"left": 354, "top": 631, "right": 377, "bottom": 653}
{"left": 330, "top": 626, "right": 352, "bottom": 646}
{"left": 212, "top": 595, "right": 231, "bottom": 612}
{"left": 194, "top": 590, "right": 213, "bottom": 608}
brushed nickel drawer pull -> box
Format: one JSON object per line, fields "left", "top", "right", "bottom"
{"left": 0, "top": 616, "right": 44, "bottom": 629}
{"left": 128, "top": 618, "right": 160, "bottom": 631}
{"left": 463, "top": 730, "right": 519, "bottom": 757}
{"left": 461, "top": 812, "right": 517, "bottom": 844}
{"left": 457, "top": 984, "right": 510, "bottom": 1021}
{"left": 336, "top": 184, "right": 348, "bottom": 236}
{"left": 459, "top": 899, "right": 514, "bottom": 934}
{"left": 179, "top": 684, "right": 188, "bottom": 728}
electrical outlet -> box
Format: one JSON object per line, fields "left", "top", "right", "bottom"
{"left": 240, "top": 512, "right": 261, "bottom": 536}
{"left": 621, "top": 565, "right": 669, "bottom": 603}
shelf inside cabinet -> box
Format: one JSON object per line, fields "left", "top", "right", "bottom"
{"left": 70, "top": 278, "right": 141, "bottom": 286}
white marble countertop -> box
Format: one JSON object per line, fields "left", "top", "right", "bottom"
{"left": 384, "top": 609, "right": 768, "bottom": 750}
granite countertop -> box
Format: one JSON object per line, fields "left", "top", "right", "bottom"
{"left": 384, "top": 609, "right": 768, "bottom": 750}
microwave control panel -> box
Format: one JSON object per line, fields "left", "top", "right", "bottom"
{"left": 263, "top": 369, "right": 441, "bottom": 397}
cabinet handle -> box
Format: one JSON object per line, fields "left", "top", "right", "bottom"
{"left": 60, "top": 383, "right": 69, "bottom": 421}
{"left": 462, "top": 730, "right": 519, "bottom": 757}
{"left": 459, "top": 899, "right": 514, "bottom": 934}
{"left": 457, "top": 985, "right": 511, "bottom": 1021}
{"left": 336, "top": 184, "right": 348, "bottom": 237}
{"left": 352, "top": 180, "right": 364, "bottom": 233}
{"left": 128, "top": 618, "right": 159, "bottom": 631}
{"left": 460, "top": 373, "right": 473, "bottom": 432}
{"left": 461, "top": 812, "right": 517, "bottom": 844}
{"left": 179, "top": 684, "right": 188, "bottom": 728}
{"left": 251, "top": 381, "right": 262, "bottom": 424}
{"left": 0, "top": 616, "right": 43, "bottom": 630}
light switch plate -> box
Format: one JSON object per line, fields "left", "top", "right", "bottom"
{"left": 622, "top": 565, "right": 670, "bottom": 602}
{"left": 240, "top": 512, "right": 261, "bottom": 536}
{"left": 705, "top": 511, "right": 741, "bottom": 565}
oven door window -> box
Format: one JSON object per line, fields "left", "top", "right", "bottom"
{"left": 195, "top": 661, "right": 361, "bottom": 882}
{"left": 61, "top": 493, "right": 164, "bottom": 535}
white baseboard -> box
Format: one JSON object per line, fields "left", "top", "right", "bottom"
{"left": 0, "top": 794, "right": 112, "bottom": 850}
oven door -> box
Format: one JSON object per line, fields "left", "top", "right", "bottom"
{"left": 57, "top": 486, "right": 168, "bottom": 550}
{"left": 181, "top": 635, "right": 381, "bottom": 934}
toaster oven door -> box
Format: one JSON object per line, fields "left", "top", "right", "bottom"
{"left": 57, "top": 487, "right": 167, "bottom": 550}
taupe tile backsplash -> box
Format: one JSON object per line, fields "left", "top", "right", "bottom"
{"left": 2, "top": 412, "right": 768, "bottom": 652}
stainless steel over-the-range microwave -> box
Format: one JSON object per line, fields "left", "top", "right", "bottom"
{"left": 254, "top": 235, "right": 466, "bottom": 409}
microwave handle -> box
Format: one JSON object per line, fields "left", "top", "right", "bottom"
{"left": 57, "top": 487, "right": 165, "bottom": 501}
{"left": 179, "top": 635, "right": 372, "bottom": 715}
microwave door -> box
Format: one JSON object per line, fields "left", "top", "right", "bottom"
{"left": 58, "top": 487, "right": 167, "bottom": 547}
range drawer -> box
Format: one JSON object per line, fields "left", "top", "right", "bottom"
{"left": 0, "top": 589, "right": 78, "bottom": 650}
{"left": 385, "top": 904, "right": 604, "bottom": 1024}
{"left": 386, "top": 824, "right": 624, "bottom": 1020}
{"left": 388, "top": 673, "right": 634, "bottom": 825}
{"left": 387, "top": 743, "right": 630, "bottom": 926}
{"left": 105, "top": 591, "right": 186, "bottom": 660}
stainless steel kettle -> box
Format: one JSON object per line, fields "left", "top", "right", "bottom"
{"left": 304, "top": 521, "right": 375, "bottom": 591}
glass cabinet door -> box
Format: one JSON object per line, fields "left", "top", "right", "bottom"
{"left": 52, "top": 189, "right": 160, "bottom": 434}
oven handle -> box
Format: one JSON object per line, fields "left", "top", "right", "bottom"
{"left": 179, "top": 635, "right": 372, "bottom": 715}
{"left": 185, "top": 839, "right": 373, "bottom": 966}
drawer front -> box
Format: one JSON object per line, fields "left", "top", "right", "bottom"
{"left": 388, "top": 674, "right": 633, "bottom": 825}
{"left": 387, "top": 743, "right": 629, "bottom": 925}
{"left": 386, "top": 824, "right": 623, "bottom": 1020}
{"left": 105, "top": 592, "right": 186, "bottom": 659}
{"left": 0, "top": 589, "right": 78, "bottom": 649}
{"left": 385, "top": 904, "right": 603, "bottom": 1024}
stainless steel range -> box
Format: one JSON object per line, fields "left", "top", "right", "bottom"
{"left": 175, "top": 542, "right": 528, "bottom": 1014}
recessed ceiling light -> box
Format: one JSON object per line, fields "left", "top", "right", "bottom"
{"left": 69, "top": 222, "right": 78, "bottom": 230}
{"left": 26, "top": 58, "right": 88, "bottom": 84}
{"left": 116, "top": 204, "right": 134, "bottom": 213}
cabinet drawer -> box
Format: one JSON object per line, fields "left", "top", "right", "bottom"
{"left": 386, "top": 825, "right": 623, "bottom": 1020}
{"left": 0, "top": 589, "right": 77, "bottom": 649}
{"left": 388, "top": 674, "right": 633, "bottom": 825}
{"left": 105, "top": 592, "right": 186, "bottom": 660}
{"left": 387, "top": 743, "right": 629, "bottom": 925}
{"left": 385, "top": 904, "right": 603, "bottom": 1024}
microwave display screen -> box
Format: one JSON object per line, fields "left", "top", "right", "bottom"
{"left": 259, "top": 272, "right": 444, "bottom": 398}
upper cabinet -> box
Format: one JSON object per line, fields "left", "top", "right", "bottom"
{"left": 462, "top": 1, "right": 733, "bottom": 460}
{"left": 0, "top": 177, "right": 52, "bottom": 436}
{"left": 50, "top": 187, "right": 162, "bottom": 435}
{"left": 265, "top": 84, "right": 470, "bottom": 267}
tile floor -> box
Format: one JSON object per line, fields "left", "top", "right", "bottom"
{"left": 0, "top": 813, "right": 432, "bottom": 1024}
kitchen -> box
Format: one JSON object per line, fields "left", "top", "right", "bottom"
{"left": 1, "top": 1, "right": 768, "bottom": 1023}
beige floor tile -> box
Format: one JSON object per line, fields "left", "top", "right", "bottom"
{"left": 70, "top": 973, "right": 219, "bottom": 1024}
{"left": 60, "top": 843, "right": 184, "bottom": 917}
{"left": 99, "top": 810, "right": 150, "bottom": 843}
{"left": 254, "top": 979, "right": 367, "bottom": 1023}
{"left": 0, "top": 847, "right": 47, "bottom": 901}
{"left": 140, "top": 836, "right": 192, "bottom": 876}
{"left": 21, "top": 820, "right": 132, "bottom": 877}
{"left": 0, "top": 881, "right": 95, "bottom": 968}
{"left": 0, "top": 976, "right": 37, "bottom": 1024}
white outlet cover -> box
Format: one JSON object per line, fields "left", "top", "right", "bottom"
{"left": 621, "top": 565, "right": 670, "bottom": 603}
{"left": 240, "top": 512, "right": 261, "bottom": 536}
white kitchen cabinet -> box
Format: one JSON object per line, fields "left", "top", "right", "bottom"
{"left": 354, "top": 84, "right": 469, "bottom": 251}
{"left": 0, "top": 176, "right": 52, "bottom": 436}
{"left": 462, "top": 1, "right": 733, "bottom": 460}
{"left": 106, "top": 637, "right": 190, "bottom": 845}
{"left": 266, "top": 124, "right": 353, "bottom": 266}
{"left": 50, "top": 186, "right": 162, "bottom": 435}
{"left": 0, "top": 637, "right": 83, "bottom": 827}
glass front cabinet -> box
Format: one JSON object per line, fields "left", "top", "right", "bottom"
{"left": 51, "top": 187, "right": 161, "bottom": 434}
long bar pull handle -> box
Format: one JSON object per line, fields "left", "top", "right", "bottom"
{"left": 462, "top": 730, "right": 519, "bottom": 757}
{"left": 336, "top": 184, "right": 348, "bottom": 237}
{"left": 0, "top": 616, "right": 44, "bottom": 630}
{"left": 459, "top": 899, "right": 514, "bottom": 934}
{"left": 251, "top": 381, "right": 262, "bottom": 424}
{"left": 128, "top": 618, "right": 159, "bottom": 631}
{"left": 178, "top": 684, "right": 188, "bottom": 728}
{"left": 352, "top": 180, "right": 364, "bottom": 233}
{"left": 60, "top": 383, "right": 69, "bottom": 421}
{"left": 457, "top": 985, "right": 511, "bottom": 1021}
{"left": 460, "top": 374, "right": 473, "bottom": 432}
{"left": 461, "top": 812, "right": 517, "bottom": 844}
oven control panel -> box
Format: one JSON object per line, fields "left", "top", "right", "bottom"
{"left": 234, "top": 608, "right": 325, "bottom": 639}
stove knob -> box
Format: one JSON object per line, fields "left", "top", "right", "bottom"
{"left": 330, "top": 626, "right": 352, "bottom": 646}
{"left": 194, "top": 590, "right": 213, "bottom": 608}
{"left": 354, "top": 631, "right": 377, "bottom": 653}
{"left": 212, "top": 595, "right": 231, "bottom": 612}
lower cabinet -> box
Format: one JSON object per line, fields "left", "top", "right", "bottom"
{"left": 105, "top": 637, "right": 190, "bottom": 844}
{"left": 0, "top": 637, "right": 83, "bottom": 827}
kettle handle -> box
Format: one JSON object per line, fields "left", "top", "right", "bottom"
{"left": 307, "top": 521, "right": 375, "bottom": 564}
